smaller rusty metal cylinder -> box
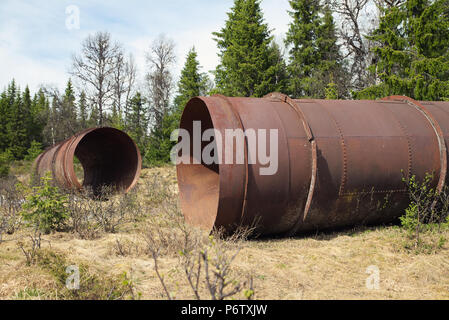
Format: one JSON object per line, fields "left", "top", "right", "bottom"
{"left": 34, "top": 127, "right": 141, "bottom": 194}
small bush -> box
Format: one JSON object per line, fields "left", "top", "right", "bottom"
{"left": 17, "top": 229, "right": 42, "bottom": 265}
{"left": 21, "top": 172, "right": 68, "bottom": 234}
{"left": 88, "top": 186, "right": 143, "bottom": 233}
{"left": 402, "top": 173, "right": 449, "bottom": 250}
{"left": 24, "top": 141, "right": 43, "bottom": 161}
{"left": 65, "top": 185, "right": 145, "bottom": 238}
{"left": 65, "top": 192, "right": 101, "bottom": 240}
{"left": 144, "top": 201, "right": 255, "bottom": 300}
{"left": 0, "top": 177, "right": 26, "bottom": 242}
{"left": 113, "top": 236, "right": 145, "bottom": 257}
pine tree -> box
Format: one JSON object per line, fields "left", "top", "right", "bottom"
{"left": 44, "top": 80, "right": 79, "bottom": 144}
{"left": 0, "top": 89, "right": 9, "bottom": 151}
{"left": 144, "top": 115, "right": 176, "bottom": 166}
{"left": 126, "top": 92, "right": 148, "bottom": 155}
{"left": 355, "top": 0, "right": 449, "bottom": 100}
{"left": 268, "top": 41, "right": 288, "bottom": 92}
{"left": 110, "top": 89, "right": 125, "bottom": 130}
{"left": 22, "top": 86, "right": 34, "bottom": 147}
{"left": 0, "top": 81, "right": 17, "bottom": 152}
{"left": 174, "top": 48, "right": 209, "bottom": 118}
{"left": 6, "top": 80, "right": 17, "bottom": 109}
{"left": 1, "top": 81, "right": 47, "bottom": 154}
{"left": 30, "top": 89, "right": 49, "bottom": 146}
{"left": 62, "top": 79, "right": 78, "bottom": 134}
{"left": 286, "top": 1, "right": 346, "bottom": 98}
{"left": 213, "top": 0, "right": 284, "bottom": 97}
{"left": 78, "top": 91, "right": 88, "bottom": 130}
{"left": 7, "top": 90, "right": 28, "bottom": 159}
{"left": 108, "top": 108, "right": 125, "bottom": 130}
{"left": 285, "top": 0, "right": 321, "bottom": 98}
{"left": 316, "top": 6, "right": 347, "bottom": 98}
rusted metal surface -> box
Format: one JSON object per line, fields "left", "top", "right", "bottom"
{"left": 34, "top": 127, "right": 141, "bottom": 195}
{"left": 177, "top": 94, "right": 449, "bottom": 236}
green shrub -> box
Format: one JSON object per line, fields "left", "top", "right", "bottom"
{"left": 24, "top": 141, "right": 43, "bottom": 161}
{"left": 402, "top": 172, "right": 449, "bottom": 250}
{"left": 21, "top": 172, "right": 68, "bottom": 234}
{"left": 400, "top": 204, "right": 420, "bottom": 233}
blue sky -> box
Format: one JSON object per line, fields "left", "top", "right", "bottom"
{"left": 0, "top": 0, "right": 291, "bottom": 92}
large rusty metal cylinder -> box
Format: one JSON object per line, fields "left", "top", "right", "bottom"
{"left": 177, "top": 94, "right": 449, "bottom": 236}
{"left": 34, "top": 127, "right": 141, "bottom": 194}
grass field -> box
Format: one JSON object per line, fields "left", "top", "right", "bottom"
{"left": 0, "top": 165, "right": 448, "bottom": 300}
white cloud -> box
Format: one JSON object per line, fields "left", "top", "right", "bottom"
{"left": 0, "top": 0, "right": 293, "bottom": 93}
{"left": 0, "top": 49, "right": 68, "bottom": 92}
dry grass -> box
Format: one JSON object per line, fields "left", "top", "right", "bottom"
{"left": 0, "top": 166, "right": 448, "bottom": 300}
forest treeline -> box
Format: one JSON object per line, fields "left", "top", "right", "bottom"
{"left": 1, "top": 0, "right": 449, "bottom": 173}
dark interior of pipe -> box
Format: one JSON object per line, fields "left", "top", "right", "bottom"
{"left": 177, "top": 98, "right": 220, "bottom": 230}
{"left": 74, "top": 128, "right": 139, "bottom": 195}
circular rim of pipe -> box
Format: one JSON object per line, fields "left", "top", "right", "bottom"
{"left": 77, "top": 127, "right": 142, "bottom": 193}
{"left": 35, "top": 127, "right": 142, "bottom": 194}
{"left": 177, "top": 96, "right": 248, "bottom": 233}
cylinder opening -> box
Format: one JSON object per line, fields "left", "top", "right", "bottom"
{"left": 74, "top": 128, "right": 140, "bottom": 196}
{"left": 73, "top": 155, "right": 84, "bottom": 185}
{"left": 177, "top": 98, "right": 220, "bottom": 231}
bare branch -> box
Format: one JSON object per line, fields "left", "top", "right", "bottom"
{"left": 70, "top": 32, "right": 124, "bottom": 125}
{"left": 145, "top": 35, "right": 176, "bottom": 130}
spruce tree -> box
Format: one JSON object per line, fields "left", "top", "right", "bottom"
{"left": 286, "top": 0, "right": 346, "bottom": 98}
{"left": 213, "top": 0, "right": 284, "bottom": 97}
{"left": 355, "top": 0, "right": 449, "bottom": 100}
{"left": 174, "top": 48, "right": 209, "bottom": 112}
{"left": 0, "top": 81, "right": 17, "bottom": 152}
{"left": 316, "top": 6, "right": 347, "bottom": 98}
{"left": 1, "top": 81, "right": 47, "bottom": 153}
{"left": 22, "top": 86, "right": 33, "bottom": 147}
{"left": 7, "top": 90, "right": 28, "bottom": 159}
{"left": 62, "top": 79, "right": 78, "bottom": 134}
{"left": 268, "top": 41, "right": 288, "bottom": 92}
{"left": 30, "top": 89, "right": 49, "bottom": 146}
{"left": 127, "top": 92, "right": 148, "bottom": 155}
{"left": 46, "top": 80, "right": 78, "bottom": 143}
{"left": 0, "top": 90, "right": 8, "bottom": 151}
{"left": 145, "top": 115, "right": 176, "bottom": 166}
{"left": 88, "top": 105, "right": 100, "bottom": 128}
{"left": 285, "top": 0, "right": 320, "bottom": 98}
{"left": 78, "top": 91, "right": 88, "bottom": 130}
